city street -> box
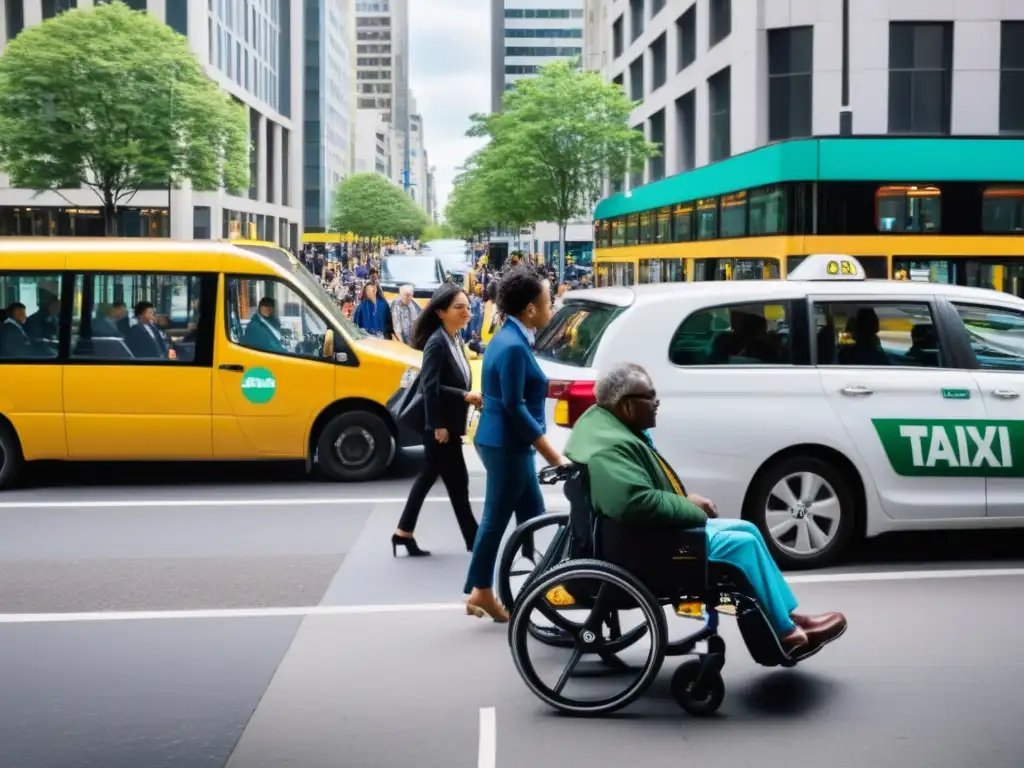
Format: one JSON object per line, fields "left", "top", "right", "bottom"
{"left": 1, "top": 454, "right": 1023, "bottom": 768}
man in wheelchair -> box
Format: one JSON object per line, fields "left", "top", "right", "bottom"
{"left": 563, "top": 362, "right": 847, "bottom": 658}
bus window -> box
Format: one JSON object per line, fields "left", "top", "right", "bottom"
{"left": 656, "top": 207, "right": 672, "bottom": 243}
{"left": 601, "top": 262, "right": 635, "bottom": 286}
{"left": 894, "top": 257, "right": 1024, "bottom": 298}
{"left": 749, "top": 185, "right": 787, "bottom": 235}
{"left": 610, "top": 217, "right": 625, "bottom": 247}
{"left": 625, "top": 214, "right": 639, "bottom": 245}
{"left": 695, "top": 258, "right": 781, "bottom": 281}
{"left": 982, "top": 187, "right": 1024, "bottom": 233}
{"left": 672, "top": 203, "right": 693, "bottom": 242}
{"left": 876, "top": 185, "right": 941, "bottom": 233}
{"left": 696, "top": 198, "right": 718, "bottom": 240}
{"left": 645, "top": 258, "right": 685, "bottom": 283}
{"left": 720, "top": 192, "right": 747, "bottom": 238}
{"left": 639, "top": 212, "right": 655, "bottom": 244}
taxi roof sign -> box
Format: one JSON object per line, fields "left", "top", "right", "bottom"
{"left": 787, "top": 254, "right": 866, "bottom": 281}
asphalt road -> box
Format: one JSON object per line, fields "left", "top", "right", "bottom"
{"left": 1, "top": 452, "right": 1023, "bottom": 768}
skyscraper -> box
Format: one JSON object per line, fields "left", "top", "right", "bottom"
{"left": 304, "top": 0, "right": 357, "bottom": 234}
{"left": 490, "top": 0, "right": 585, "bottom": 113}
{"left": 354, "top": 0, "right": 410, "bottom": 190}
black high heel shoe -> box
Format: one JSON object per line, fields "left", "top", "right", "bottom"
{"left": 392, "top": 534, "right": 431, "bottom": 557}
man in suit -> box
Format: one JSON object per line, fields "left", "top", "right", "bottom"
{"left": 24, "top": 296, "right": 60, "bottom": 342}
{"left": 125, "top": 301, "right": 171, "bottom": 359}
{"left": 92, "top": 302, "right": 129, "bottom": 338}
{"left": 1, "top": 303, "right": 34, "bottom": 358}
{"left": 241, "top": 297, "right": 286, "bottom": 354}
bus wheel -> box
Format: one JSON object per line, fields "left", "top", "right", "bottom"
{"left": 0, "top": 421, "right": 24, "bottom": 491}
{"left": 316, "top": 411, "right": 393, "bottom": 482}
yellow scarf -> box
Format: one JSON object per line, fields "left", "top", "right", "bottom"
{"left": 653, "top": 451, "right": 685, "bottom": 496}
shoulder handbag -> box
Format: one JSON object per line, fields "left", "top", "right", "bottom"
{"left": 387, "top": 372, "right": 425, "bottom": 434}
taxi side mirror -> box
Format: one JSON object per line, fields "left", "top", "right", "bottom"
{"left": 324, "top": 329, "right": 335, "bottom": 359}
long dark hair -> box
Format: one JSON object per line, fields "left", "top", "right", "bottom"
{"left": 410, "top": 283, "right": 466, "bottom": 351}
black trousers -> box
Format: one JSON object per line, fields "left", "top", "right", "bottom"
{"left": 398, "top": 436, "right": 479, "bottom": 548}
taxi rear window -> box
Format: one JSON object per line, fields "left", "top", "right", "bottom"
{"left": 535, "top": 301, "right": 622, "bottom": 367}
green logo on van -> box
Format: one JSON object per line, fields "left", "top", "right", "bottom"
{"left": 241, "top": 367, "right": 276, "bottom": 404}
{"left": 873, "top": 419, "right": 1024, "bottom": 478}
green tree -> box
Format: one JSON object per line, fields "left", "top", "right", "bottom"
{"left": 464, "top": 59, "right": 657, "bottom": 276}
{"left": 330, "top": 172, "right": 428, "bottom": 239}
{"left": 422, "top": 223, "right": 456, "bottom": 242}
{"left": 0, "top": 1, "right": 249, "bottom": 235}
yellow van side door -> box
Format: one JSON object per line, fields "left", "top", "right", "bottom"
{"left": 0, "top": 269, "right": 66, "bottom": 460}
{"left": 213, "top": 275, "right": 335, "bottom": 458}
{"left": 62, "top": 270, "right": 216, "bottom": 460}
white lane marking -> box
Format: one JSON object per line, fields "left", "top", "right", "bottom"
{"left": 478, "top": 707, "right": 496, "bottom": 768}
{"left": 0, "top": 495, "right": 564, "bottom": 510}
{"left": 0, "top": 567, "right": 1021, "bottom": 625}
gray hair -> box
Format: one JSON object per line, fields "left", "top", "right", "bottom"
{"left": 399, "top": 284, "right": 415, "bottom": 296}
{"left": 595, "top": 363, "right": 653, "bottom": 409}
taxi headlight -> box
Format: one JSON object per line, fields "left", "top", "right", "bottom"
{"left": 400, "top": 367, "right": 419, "bottom": 388}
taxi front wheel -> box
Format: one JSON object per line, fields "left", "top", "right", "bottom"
{"left": 0, "top": 421, "right": 24, "bottom": 491}
{"left": 316, "top": 411, "right": 394, "bottom": 482}
{"left": 747, "top": 455, "right": 857, "bottom": 570}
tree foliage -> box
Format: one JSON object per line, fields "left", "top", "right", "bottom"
{"left": 330, "top": 172, "right": 430, "bottom": 239}
{"left": 422, "top": 223, "right": 455, "bottom": 241}
{"left": 445, "top": 59, "right": 658, "bottom": 268}
{"left": 0, "top": 1, "right": 249, "bottom": 234}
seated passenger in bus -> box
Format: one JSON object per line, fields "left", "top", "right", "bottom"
{"left": 93, "top": 302, "right": 129, "bottom": 338}
{"left": 25, "top": 296, "right": 60, "bottom": 342}
{"left": 125, "top": 301, "right": 171, "bottom": 359}
{"left": 242, "top": 297, "right": 286, "bottom": 354}
{"left": 1, "top": 302, "right": 34, "bottom": 358}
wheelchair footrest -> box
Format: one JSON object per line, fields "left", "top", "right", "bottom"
{"left": 736, "top": 603, "right": 788, "bottom": 668}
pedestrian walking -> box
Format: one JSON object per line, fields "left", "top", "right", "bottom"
{"left": 463, "top": 267, "right": 565, "bottom": 622}
{"left": 393, "top": 284, "right": 481, "bottom": 556}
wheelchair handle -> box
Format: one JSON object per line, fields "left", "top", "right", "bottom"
{"left": 538, "top": 464, "right": 576, "bottom": 485}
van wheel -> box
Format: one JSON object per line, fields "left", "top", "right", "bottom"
{"left": 0, "top": 421, "right": 24, "bottom": 491}
{"left": 747, "top": 455, "right": 856, "bottom": 570}
{"left": 316, "top": 411, "right": 394, "bottom": 482}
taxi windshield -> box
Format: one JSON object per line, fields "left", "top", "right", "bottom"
{"left": 235, "top": 244, "right": 368, "bottom": 341}
{"left": 381, "top": 256, "right": 443, "bottom": 287}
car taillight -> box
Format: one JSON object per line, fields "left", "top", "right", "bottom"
{"left": 548, "top": 379, "right": 596, "bottom": 427}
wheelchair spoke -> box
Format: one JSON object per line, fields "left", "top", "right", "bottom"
{"left": 533, "top": 601, "right": 581, "bottom": 635}
{"left": 584, "top": 583, "right": 612, "bottom": 631}
{"left": 552, "top": 647, "right": 583, "bottom": 695}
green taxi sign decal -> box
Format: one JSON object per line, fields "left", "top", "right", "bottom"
{"left": 241, "top": 367, "right": 277, "bottom": 404}
{"left": 941, "top": 389, "right": 971, "bottom": 400}
{"left": 873, "top": 419, "right": 1023, "bottom": 477}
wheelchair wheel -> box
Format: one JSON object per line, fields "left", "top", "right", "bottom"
{"left": 497, "top": 513, "right": 575, "bottom": 648}
{"left": 670, "top": 659, "right": 725, "bottom": 717}
{"left": 510, "top": 559, "right": 668, "bottom": 716}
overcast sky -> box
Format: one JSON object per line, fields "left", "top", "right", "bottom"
{"left": 408, "top": 0, "right": 490, "bottom": 216}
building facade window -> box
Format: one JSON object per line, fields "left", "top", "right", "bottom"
{"left": 629, "top": 55, "right": 644, "bottom": 100}
{"left": 708, "top": 66, "right": 731, "bottom": 162}
{"left": 1000, "top": 22, "right": 1024, "bottom": 134}
{"left": 613, "top": 15, "right": 624, "bottom": 58}
{"left": 709, "top": 0, "right": 731, "bottom": 48}
{"left": 41, "top": 0, "right": 76, "bottom": 20}
{"left": 650, "top": 32, "right": 667, "bottom": 90}
{"left": 677, "top": 5, "right": 696, "bottom": 72}
{"left": 652, "top": 0, "right": 667, "bottom": 17}
{"left": 629, "top": 0, "right": 644, "bottom": 43}
{"left": 676, "top": 89, "right": 696, "bottom": 172}
{"left": 768, "top": 26, "right": 813, "bottom": 141}
{"left": 888, "top": 22, "right": 953, "bottom": 135}
{"left": 5, "top": 0, "right": 25, "bottom": 41}
{"left": 648, "top": 109, "right": 666, "bottom": 182}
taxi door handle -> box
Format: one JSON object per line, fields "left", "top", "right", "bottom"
{"left": 841, "top": 385, "right": 873, "bottom": 397}
{"left": 993, "top": 389, "right": 1020, "bottom": 399}
{"left": 219, "top": 364, "right": 244, "bottom": 373}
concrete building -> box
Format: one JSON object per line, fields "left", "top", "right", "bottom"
{"left": 355, "top": 0, "right": 410, "bottom": 190}
{"left": 426, "top": 165, "right": 438, "bottom": 222}
{"left": 408, "top": 110, "right": 428, "bottom": 211}
{"left": 0, "top": 0, "right": 304, "bottom": 248}
{"left": 490, "top": 0, "right": 585, "bottom": 112}
{"left": 304, "top": 0, "right": 357, "bottom": 234}
{"left": 353, "top": 109, "right": 394, "bottom": 178}
{"left": 591, "top": 0, "right": 1024, "bottom": 191}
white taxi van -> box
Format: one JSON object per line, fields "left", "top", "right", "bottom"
{"left": 532, "top": 254, "right": 1024, "bottom": 568}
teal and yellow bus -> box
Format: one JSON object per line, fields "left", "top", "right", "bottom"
{"left": 592, "top": 136, "right": 1024, "bottom": 298}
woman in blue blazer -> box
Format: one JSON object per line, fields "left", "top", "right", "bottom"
{"left": 464, "top": 267, "right": 565, "bottom": 622}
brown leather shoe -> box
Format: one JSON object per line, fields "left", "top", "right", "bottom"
{"left": 794, "top": 612, "right": 848, "bottom": 649}
{"left": 780, "top": 626, "right": 809, "bottom": 654}
{"left": 792, "top": 612, "right": 845, "bottom": 632}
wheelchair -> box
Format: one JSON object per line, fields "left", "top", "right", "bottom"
{"left": 499, "top": 464, "right": 824, "bottom": 717}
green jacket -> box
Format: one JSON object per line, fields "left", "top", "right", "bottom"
{"left": 564, "top": 405, "right": 707, "bottom": 528}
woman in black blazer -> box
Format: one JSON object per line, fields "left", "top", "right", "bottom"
{"left": 393, "top": 284, "right": 482, "bottom": 557}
